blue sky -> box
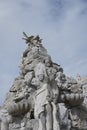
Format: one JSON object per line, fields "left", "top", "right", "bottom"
{"left": 0, "top": 0, "right": 87, "bottom": 105}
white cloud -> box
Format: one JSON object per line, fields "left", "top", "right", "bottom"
{"left": 0, "top": 0, "right": 87, "bottom": 105}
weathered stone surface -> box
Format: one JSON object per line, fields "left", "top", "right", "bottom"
{"left": 0, "top": 33, "right": 86, "bottom": 130}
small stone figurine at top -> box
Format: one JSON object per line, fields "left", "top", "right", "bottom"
{"left": 0, "top": 33, "right": 87, "bottom": 130}
{"left": 22, "top": 32, "right": 42, "bottom": 45}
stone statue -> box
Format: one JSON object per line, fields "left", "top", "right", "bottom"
{"left": 46, "top": 65, "right": 60, "bottom": 130}
{"left": 22, "top": 32, "right": 42, "bottom": 46}
{"left": 31, "top": 62, "right": 53, "bottom": 130}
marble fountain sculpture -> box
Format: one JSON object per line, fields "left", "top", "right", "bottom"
{"left": 0, "top": 32, "right": 87, "bottom": 130}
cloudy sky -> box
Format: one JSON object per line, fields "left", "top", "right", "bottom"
{"left": 0, "top": 0, "right": 87, "bottom": 105}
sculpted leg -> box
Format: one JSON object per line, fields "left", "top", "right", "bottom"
{"left": 52, "top": 102, "right": 60, "bottom": 130}
{"left": 1, "top": 119, "right": 9, "bottom": 130}
{"left": 39, "top": 111, "right": 46, "bottom": 130}
{"left": 46, "top": 103, "right": 53, "bottom": 130}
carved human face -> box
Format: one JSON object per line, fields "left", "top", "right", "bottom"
{"left": 37, "top": 74, "right": 44, "bottom": 81}
{"left": 45, "top": 57, "right": 52, "bottom": 67}
{"left": 32, "top": 39, "right": 38, "bottom": 44}
{"left": 57, "top": 72, "right": 66, "bottom": 82}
